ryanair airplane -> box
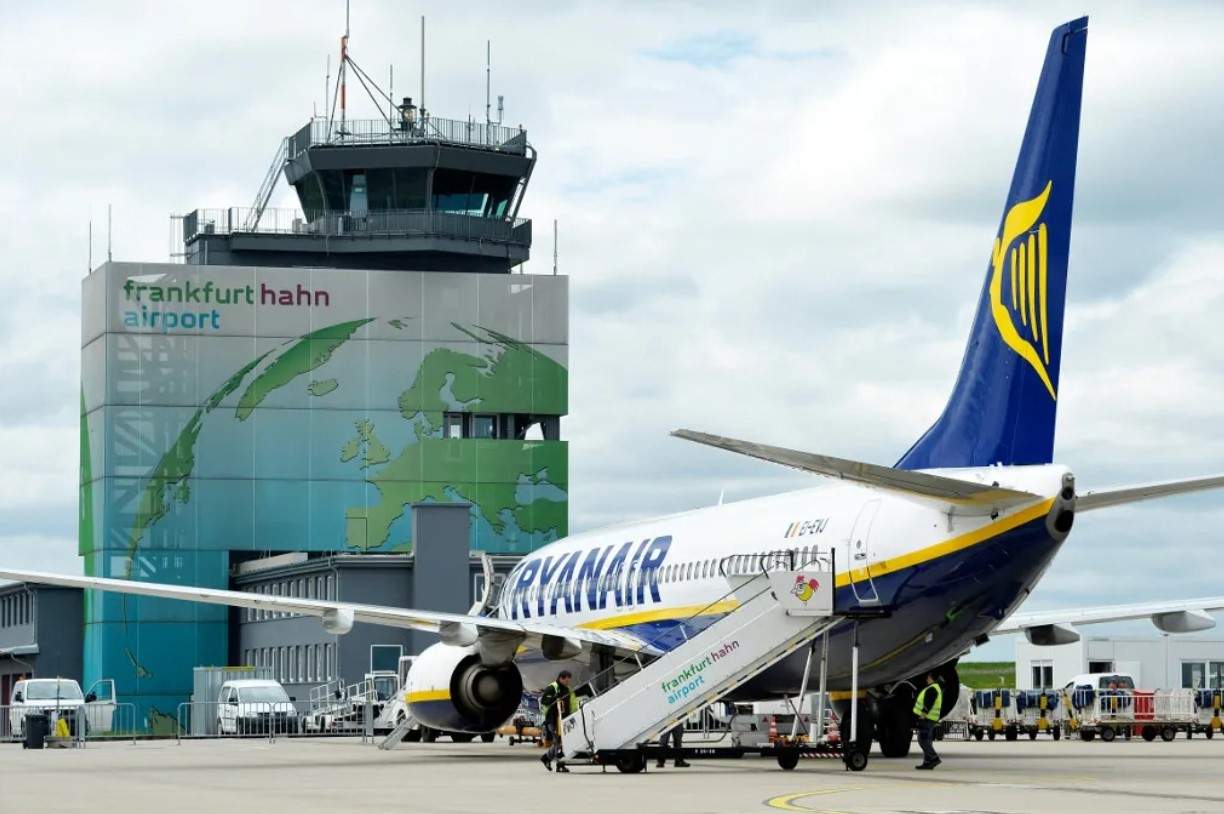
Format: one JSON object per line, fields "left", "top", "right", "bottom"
{"left": 6, "top": 16, "right": 1224, "bottom": 759}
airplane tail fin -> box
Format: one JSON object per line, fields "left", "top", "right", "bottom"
{"left": 896, "top": 17, "right": 1087, "bottom": 470}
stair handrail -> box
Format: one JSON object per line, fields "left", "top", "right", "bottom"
{"left": 569, "top": 544, "right": 834, "bottom": 703}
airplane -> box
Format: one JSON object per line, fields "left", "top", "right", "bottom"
{"left": 6, "top": 15, "right": 1224, "bottom": 760}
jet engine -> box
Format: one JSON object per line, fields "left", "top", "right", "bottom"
{"left": 405, "top": 642, "right": 523, "bottom": 733}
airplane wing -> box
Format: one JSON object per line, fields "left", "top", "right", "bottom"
{"left": 1076, "top": 474, "right": 1224, "bottom": 511}
{"left": 671, "top": 429, "right": 1040, "bottom": 511}
{"left": 0, "top": 568, "right": 655, "bottom": 663}
{"left": 995, "top": 597, "right": 1224, "bottom": 639}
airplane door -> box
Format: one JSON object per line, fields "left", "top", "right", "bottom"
{"left": 849, "top": 499, "right": 881, "bottom": 605}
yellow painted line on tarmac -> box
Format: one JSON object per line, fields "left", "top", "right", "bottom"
{"left": 763, "top": 786, "right": 867, "bottom": 813}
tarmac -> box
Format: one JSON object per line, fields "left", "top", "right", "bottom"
{"left": 3, "top": 735, "right": 1224, "bottom": 814}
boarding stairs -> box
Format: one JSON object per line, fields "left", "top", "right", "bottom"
{"left": 560, "top": 550, "right": 841, "bottom": 764}
{"left": 379, "top": 714, "right": 416, "bottom": 750}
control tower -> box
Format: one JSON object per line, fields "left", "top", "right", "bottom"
{"left": 81, "top": 66, "right": 567, "bottom": 727}
{"left": 184, "top": 107, "right": 534, "bottom": 273}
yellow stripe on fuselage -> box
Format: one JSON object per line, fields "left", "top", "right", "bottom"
{"left": 835, "top": 497, "right": 1054, "bottom": 588}
{"left": 578, "top": 599, "right": 740, "bottom": 631}
{"left": 407, "top": 689, "right": 451, "bottom": 703}
{"left": 567, "top": 498, "right": 1055, "bottom": 633}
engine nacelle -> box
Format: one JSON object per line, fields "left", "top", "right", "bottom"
{"left": 406, "top": 643, "right": 523, "bottom": 733}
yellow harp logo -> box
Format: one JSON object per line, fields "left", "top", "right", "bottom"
{"left": 990, "top": 180, "right": 1056, "bottom": 400}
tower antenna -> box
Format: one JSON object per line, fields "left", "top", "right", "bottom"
{"left": 107, "top": 204, "right": 112, "bottom": 263}
{"left": 420, "top": 16, "right": 426, "bottom": 116}
{"left": 339, "top": 0, "right": 350, "bottom": 133}
{"left": 485, "top": 40, "right": 491, "bottom": 127}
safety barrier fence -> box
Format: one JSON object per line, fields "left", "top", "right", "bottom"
{"left": 176, "top": 701, "right": 311, "bottom": 743}
{"left": 175, "top": 699, "right": 380, "bottom": 743}
{"left": 1, "top": 703, "right": 138, "bottom": 745}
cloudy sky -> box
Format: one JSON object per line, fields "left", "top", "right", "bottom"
{"left": 3, "top": 1, "right": 1224, "bottom": 660}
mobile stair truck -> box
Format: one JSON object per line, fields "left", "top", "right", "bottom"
{"left": 560, "top": 547, "right": 882, "bottom": 774}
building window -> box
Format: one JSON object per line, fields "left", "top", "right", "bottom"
{"left": 1031, "top": 661, "right": 1053, "bottom": 688}
{"left": 1182, "top": 661, "right": 1224, "bottom": 689}
{"left": 1087, "top": 660, "right": 1113, "bottom": 674}
{"left": 472, "top": 414, "right": 498, "bottom": 439}
{"left": 443, "top": 412, "right": 464, "bottom": 439}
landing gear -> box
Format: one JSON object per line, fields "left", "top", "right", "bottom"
{"left": 875, "top": 693, "right": 914, "bottom": 758}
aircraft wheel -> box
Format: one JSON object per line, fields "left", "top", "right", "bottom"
{"left": 777, "top": 748, "right": 800, "bottom": 771}
{"left": 1160, "top": 726, "right": 1176, "bottom": 742}
{"left": 481, "top": 732, "right": 496, "bottom": 743}
{"left": 1100, "top": 726, "right": 1116, "bottom": 743}
{"left": 875, "top": 696, "right": 913, "bottom": 758}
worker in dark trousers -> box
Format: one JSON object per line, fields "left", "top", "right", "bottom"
{"left": 539, "top": 670, "right": 576, "bottom": 773}
{"left": 912, "top": 671, "right": 943, "bottom": 770}
{"left": 656, "top": 721, "right": 691, "bottom": 768}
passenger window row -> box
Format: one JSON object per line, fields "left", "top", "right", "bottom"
{"left": 506, "top": 546, "right": 825, "bottom": 606}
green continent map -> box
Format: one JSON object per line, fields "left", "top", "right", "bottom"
{"left": 121, "top": 318, "right": 566, "bottom": 562}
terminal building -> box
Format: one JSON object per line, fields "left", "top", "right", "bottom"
{"left": 79, "top": 107, "right": 567, "bottom": 728}
{"left": 1016, "top": 635, "right": 1224, "bottom": 690}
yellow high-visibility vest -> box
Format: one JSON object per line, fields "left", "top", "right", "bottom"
{"left": 912, "top": 683, "right": 943, "bottom": 722}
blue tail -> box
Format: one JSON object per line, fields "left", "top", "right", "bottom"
{"left": 896, "top": 17, "right": 1087, "bottom": 470}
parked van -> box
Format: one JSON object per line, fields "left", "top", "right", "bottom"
{"left": 216, "top": 679, "right": 299, "bottom": 735}
{"left": 8, "top": 678, "right": 86, "bottom": 737}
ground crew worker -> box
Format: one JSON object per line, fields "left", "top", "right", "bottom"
{"left": 912, "top": 671, "right": 943, "bottom": 770}
{"left": 656, "top": 721, "right": 691, "bottom": 768}
{"left": 540, "top": 670, "right": 577, "bottom": 773}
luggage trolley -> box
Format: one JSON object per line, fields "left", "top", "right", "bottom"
{"left": 968, "top": 689, "right": 1020, "bottom": 741}
{"left": 1015, "top": 690, "right": 1063, "bottom": 740}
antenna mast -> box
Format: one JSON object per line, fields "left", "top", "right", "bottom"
{"left": 339, "top": 0, "right": 350, "bottom": 132}
{"left": 485, "top": 40, "right": 491, "bottom": 126}
{"left": 420, "top": 16, "right": 426, "bottom": 115}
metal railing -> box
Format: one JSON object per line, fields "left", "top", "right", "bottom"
{"left": 176, "top": 701, "right": 310, "bottom": 742}
{"left": 1, "top": 702, "right": 138, "bottom": 745}
{"left": 183, "top": 207, "right": 531, "bottom": 248}
{"left": 290, "top": 117, "right": 528, "bottom": 158}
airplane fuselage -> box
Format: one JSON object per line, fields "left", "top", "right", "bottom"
{"left": 500, "top": 464, "right": 1074, "bottom": 695}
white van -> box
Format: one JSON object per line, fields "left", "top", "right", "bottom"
{"left": 216, "top": 679, "right": 299, "bottom": 735}
{"left": 9, "top": 678, "right": 86, "bottom": 737}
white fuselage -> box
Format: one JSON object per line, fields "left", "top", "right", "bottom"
{"left": 498, "top": 464, "right": 1070, "bottom": 690}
